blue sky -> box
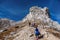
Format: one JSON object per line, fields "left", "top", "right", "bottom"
{"left": 0, "top": 0, "right": 60, "bottom": 23}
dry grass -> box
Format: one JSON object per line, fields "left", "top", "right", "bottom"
{"left": 46, "top": 28, "right": 60, "bottom": 39}
{"left": 0, "top": 26, "right": 20, "bottom": 40}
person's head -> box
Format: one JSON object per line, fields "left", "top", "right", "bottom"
{"left": 34, "top": 23, "right": 38, "bottom": 28}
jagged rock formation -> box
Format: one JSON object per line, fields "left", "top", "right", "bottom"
{"left": 0, "top": 6, "right": 60, "bottom": 40}
{"left": 23, "top": 6, "right": 60, "bottom": 31}
{"left": 0, "top": 18, "right": 16, "bottom": 31}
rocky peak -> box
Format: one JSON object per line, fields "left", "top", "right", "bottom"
{"left": 22, "top": 6, "right": 60, "bottom": 31}
{"left": 0, "top": 18, "right": 15, "bottom": 29}
{"left": 23, "top": 6, "right": 49, "bottom": 22}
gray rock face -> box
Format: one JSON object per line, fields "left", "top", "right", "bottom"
{"left": 0, "top": 18, "right": 15, "bottom": 29}
{"left": 22, "top": 6, "right": 60, "bottom": 31}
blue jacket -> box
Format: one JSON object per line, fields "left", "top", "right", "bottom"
{"left": 35, "top": 28, "right": 40, "bottom": 36}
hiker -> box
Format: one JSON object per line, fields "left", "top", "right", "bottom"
{"left": 31, "top": 22, "right": 38, "bottom": 28}
{"left": 35, "top": 27, "right": 41, "bottom": 40}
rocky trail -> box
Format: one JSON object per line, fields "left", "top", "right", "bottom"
{"left": 13, "top": 25, "right": 60, "bottom": 40}
{"left": 0, "top": 22, "right": 60, "bottom": 40}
